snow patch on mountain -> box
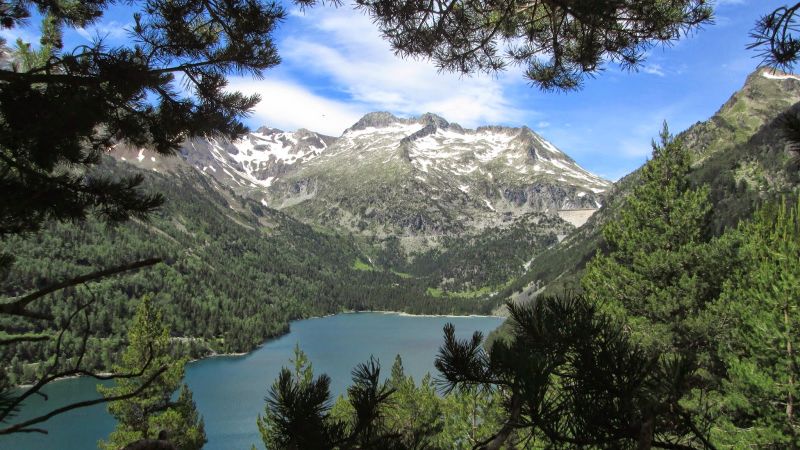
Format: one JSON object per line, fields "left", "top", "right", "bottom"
{"left": 761, "top": 70, "right": 800, "bottom": 82}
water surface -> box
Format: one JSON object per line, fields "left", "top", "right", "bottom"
{"left": 2, "top": 312, "right": 503, "bottom": 450}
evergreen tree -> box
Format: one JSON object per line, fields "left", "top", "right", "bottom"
{"left": 382, "top": 355, "right": 444, "bottom": 449}
{"left": 258, "top": 348, "right": 407, "bottom": 449}
{"left": 710, "top": 198, "right": 800, "bottom": 448}
{"left": 0, "top": 0, "right": 298, "bottom": 235}
{"left": 435, "top": 295, "right": 712, "bottom": 450}
{"left": 353, "top": 0, "right": 712, "bottom": 91}
{"left": 750, "top": 2, "right": 800, "bottom": 71}
{"left": 581, "top": 124, "right": 723, "bottom": 354}
{"left": 98, "top": 295, "right": 206, "bottom": 450}
{"left": 439, "top": 386, "right": 506, "bottom": 450}
{"left": 257, "top": 344, "right": 315, "bottom": 450}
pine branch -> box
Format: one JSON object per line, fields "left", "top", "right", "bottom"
{"left": 0, "top": 364, "right": 169, "bottom": 435}
{"left": 0, "top": 257, "right": 162, "bottom": 319}
{"left": 0, "top": 334, "right": 50, "bottom": 345}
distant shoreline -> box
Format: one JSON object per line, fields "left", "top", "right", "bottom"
{"left": 15, "top": 311, "right": 504, "bottom": 388}
{"left": 341, "top": 310, "right": 505, "bottom": 319}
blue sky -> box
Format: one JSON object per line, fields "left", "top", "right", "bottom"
{"left": 1, "top": 0, "right": 789, "bottom": 180}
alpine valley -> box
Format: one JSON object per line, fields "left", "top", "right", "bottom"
{"left": 5, "top": 68, "right": 797, "bottom": 389}
{"left": 114, "top": 111, "right": 610, "bottom": 294}
{"left": 1, "top": 109, "right": 609, "bottom": 386}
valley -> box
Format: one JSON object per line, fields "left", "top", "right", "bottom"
{"left": 5, "top": 1, "right": 800, "bottom": 448}
{"left": 5, "top": 67, "right": 799, "bottom": 392}
{"left": 4, "top": 42, "right": 800, "bottom": 450}
{"left": 1, "top": 110, "right": 609, "bottom": 388}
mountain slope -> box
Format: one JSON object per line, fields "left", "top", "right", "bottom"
{"left": 173, "top": 112, "right": 609, "bottom": 250}
{"left": 0, "top": 155, "right": 497, "bottom": 385}
{"left": 109, "top": 112, "right": 610, "bottom": 300}
{"left": 501, "top": 68, "right": 800, "bottom": 302}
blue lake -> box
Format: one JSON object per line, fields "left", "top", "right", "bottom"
{"left": 2, "top": 312, "right": 504, "bottom": 450}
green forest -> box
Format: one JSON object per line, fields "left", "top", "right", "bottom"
{"left": 2, "top": 0, "right": 800, "bottom": 449}
{"left": 0, "top": 158, "right": 499, "bottom": 386}
{"left": 255, "top": 128, "right": 800, "bottom": 449}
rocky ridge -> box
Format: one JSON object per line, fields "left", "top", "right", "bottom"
{"left": 152, "top": 112, "right": 609, "bottom": 243}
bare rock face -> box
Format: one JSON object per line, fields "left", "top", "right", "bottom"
{"left": 257, "top": 112, "right": 609, "bottom": 236}
{"left": 115, "top": 112, "right": 610, "bottom": 241}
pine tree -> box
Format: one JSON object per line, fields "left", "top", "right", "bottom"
{"left": 258, "top": 348, "right": 404, "bottom": 449}
{"left": 710, "top": 198, "right": 800, "bottom": 448}
{"left": 0, "top": 1, "right": 293, "bottom": 235}
{"left": 581, "top": 124, "right": 722, "bottom": 354}
{"left": 98, "top": 295, "right": 206, "bottom": 450}
{"left": 439, "top": 386, "right": 506, "bottom": 449}
{"left": 750, "top": 2, "right": 800, "bottom": 71}
{"left": 256, "top": 344, "right": 314, "bottom": 450}
{"left": 434, "top": 295, "right": 712, "bottom": 450}
{"left": 383, "top": 355, "right": 444, "bottom": 449}
{"left": 354, "top": 0, "right": 712, "bottom": 91}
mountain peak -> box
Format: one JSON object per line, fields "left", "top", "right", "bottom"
{"left": 345, "top": 111, "right": 402, "bottom": 133}
{"left": 345, "top": 111, "right": 452, "bottom": 134}
{"left": 255, "top": 126, "right": 284, "bottom": 135}
{"left": 416, "top": 113, "right": 450, "bottom": 129}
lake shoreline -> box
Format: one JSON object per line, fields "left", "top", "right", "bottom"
{"left": 3, "top": 313, "right": 505, "bottom": 450}
{"left": 14, "top": 310, "right": 504, "bottom": 389}
{"left": 195, "top": 309, "right": 505, "bottom": 361}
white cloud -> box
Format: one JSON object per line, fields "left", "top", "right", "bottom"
{"left": 0, "top": 27, "right": 39, "bottom": 47}
{"left": 228, "top": 77, "right": 366, "bottom": 136}
{"left": 238, "top": 6, "right": 526, "bottom": 132}
{"left": 642, "top": 64, "right": 666, "bottom": 77}
{"left": 76, "top": 21, "right": 131, "bottom": 43}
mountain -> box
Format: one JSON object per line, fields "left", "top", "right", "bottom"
{"left": 165, "top": 112, "right": 609, "bottom": 249}
{"left": 2, "top": 153, "right": 497, "bottom": 385}
{"left": 181, "top": 127, "right": 336, "bottom": 189}
{"left": 500, "top": 68, "right": 800, "bottom": 303}
{"left": 109, "top": 112, "right": 610, "bottom": 299}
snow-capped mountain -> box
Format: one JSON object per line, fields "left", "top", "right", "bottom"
{"left": 179, "top": 127, "right": 336, "bottom": 189}
{"left": 117, "top": 112, "right": 611, "bottom": 240}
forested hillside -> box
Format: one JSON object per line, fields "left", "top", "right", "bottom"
{"left": 275, "top": 112, "right": 800, "bottom": 450}
{"left": 360, "top": 212, "right": 571, "bottom": 295}
{"left": 0, "top": 157, "right": 497, "bottom": 385}
{"left": 501, "top": 69, "right": 800, "bottom": 301}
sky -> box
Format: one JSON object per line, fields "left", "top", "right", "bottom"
{"left": 1, "top": 0, "right": 790, "bottom": 180}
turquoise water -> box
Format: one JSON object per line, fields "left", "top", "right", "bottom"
{"left": 1, "top": 312, "right": 503, "bottom": 450}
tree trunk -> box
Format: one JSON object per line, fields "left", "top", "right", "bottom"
{"left": 637, "top": 415, "right": 654, "bottom": 450}
{"left": 786, "top": 304, "right": 797, "bottom": 447}
{"left": 478, "top": 391, "right": 520, "bottom": 450}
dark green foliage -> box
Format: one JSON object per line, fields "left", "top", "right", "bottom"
{"left": 259, "top": 351, "right": 409, "bottom": 450}
{"left": 381, "top": 356, "right": 445, "bottom": 448}
{"left": 750, "top": 3, "right": 800, "bottom": 71}
{"left": 98, "top": 295, "right": 206, "bottom": 450}
{"left": 354, "top": 0, "right": 712, "bottom": 90}
{"left": 582, "top": 126, "right": 725, "bottom": 353}
{"left": 0, "top": 159, "right": 498, "bottom": 386}
{"left": 390, "top": 213, "right": 569, "bottom": 293}
{"left": 329, "top": 354, "right": 507, "bottom": 449}
{"left": 707, "top": 198, "right": 800, "bottom": 447}
{"left": 0, "top": 0, "right": 305, "bottom": 234}
{"left": 435, "top": 295, "right": 712, "bottom": 449}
